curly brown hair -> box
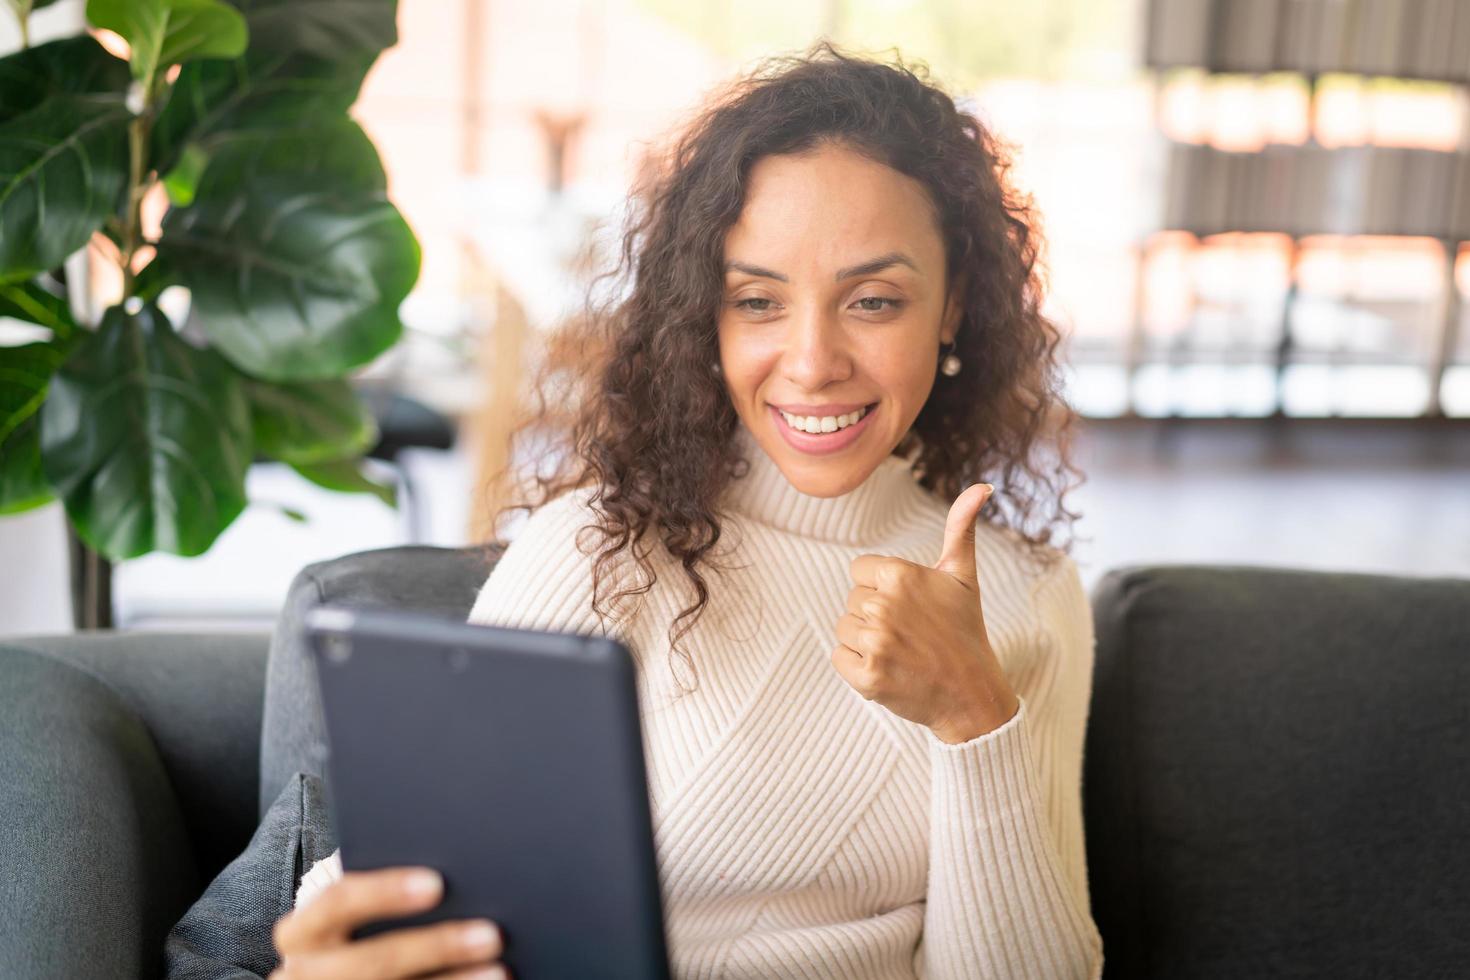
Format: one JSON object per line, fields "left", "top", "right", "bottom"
{"left": 495, "top": 40, "right": 1085, "bottom": 686}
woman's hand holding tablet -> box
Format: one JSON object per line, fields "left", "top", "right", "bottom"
{"left": 270, "top": 866, "right": 508, "bottom": 980}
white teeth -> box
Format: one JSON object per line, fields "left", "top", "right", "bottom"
{"left": 778, "top": 406, "right": 868, "bottom": 434}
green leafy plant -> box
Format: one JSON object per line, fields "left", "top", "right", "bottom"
{"left": 0, "top": 0, "right": 416, "bottom": 571}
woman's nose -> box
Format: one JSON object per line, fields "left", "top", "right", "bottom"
{"left": 779, "top": 306, "right": 852, "bottom": 390}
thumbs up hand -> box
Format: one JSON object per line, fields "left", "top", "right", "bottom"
{"left": 832, "top": 483, "right": 1021, "bottom": 744}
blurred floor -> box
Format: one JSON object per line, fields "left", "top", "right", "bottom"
{"left": 2, "top": 419, "right": 1465, "bottom": 635}
{"left": 1066, "top": 418, "right": 1470, "bottom": 592}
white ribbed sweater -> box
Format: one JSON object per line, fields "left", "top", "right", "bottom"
{"left": 296, "top": 432, "right": 1104, "bottom": 979}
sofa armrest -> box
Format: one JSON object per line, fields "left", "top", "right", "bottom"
{"left": 0, "top": 644, "right": 198, "bottom": 980}
{"left": 12, "top": 631, "right": 269, "bottom": 880}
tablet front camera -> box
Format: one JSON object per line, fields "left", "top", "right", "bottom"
{"left": 323, "top": 634, "right": 353, "bottom": 665}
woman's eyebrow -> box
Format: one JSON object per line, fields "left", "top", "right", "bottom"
{"left": 723, "top": 251, "right": 920, "bottom": 283}
{"left": 834, "top": 252, "right": 919, "bottom": 280}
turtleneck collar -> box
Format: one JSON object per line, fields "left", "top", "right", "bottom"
{"left": 722, "top": 424, "right": 929, "bottom": 546}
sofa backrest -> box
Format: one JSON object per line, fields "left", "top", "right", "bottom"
{"left": 1083, "top": 564, "right": 1470, "bottom": 979}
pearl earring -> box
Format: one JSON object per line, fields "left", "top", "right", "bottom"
{"left": 939, "top": 341, "right": 961, "bottom": 377}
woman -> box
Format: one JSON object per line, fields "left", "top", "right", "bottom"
{"left": 271, "top": 42, "right": 1101, "bottom": 980}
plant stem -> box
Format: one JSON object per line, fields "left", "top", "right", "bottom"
{"left": 119, "top": 76, "right": 170, "bottom": 300}
{"left": 6, "top": 0, "right": 31, "bottom": 48}
{"left": 120, "top": 116, "right": 147, "bottom": 298}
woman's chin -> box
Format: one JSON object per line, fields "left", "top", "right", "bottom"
{"left": 763, "top": 432, "right": 888, "bottom": 498}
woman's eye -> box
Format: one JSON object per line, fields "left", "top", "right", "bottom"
{"left": 734, "top": 297, "right": 776, "bottom": 313}
{"left": 731, "top": 296, "right": 903, "bottom": 315}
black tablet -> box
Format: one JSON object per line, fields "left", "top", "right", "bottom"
{"left": 303, "top": 605, "right": 671, "bottom": 980}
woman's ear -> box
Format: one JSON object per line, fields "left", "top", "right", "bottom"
{"left": 940, "top": 275, "right": 966, "bottom": 345}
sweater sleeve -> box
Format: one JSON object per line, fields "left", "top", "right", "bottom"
{"left": 913, "top": 553, "right": 1104, "bottom": 980}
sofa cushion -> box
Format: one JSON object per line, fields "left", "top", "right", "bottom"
{"left": 165, "top": 771, "right": 337, "bottom": 979}
{"left": 1083, "top": 564, "right": 1470, "bottom": 979}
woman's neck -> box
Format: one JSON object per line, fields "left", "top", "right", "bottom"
{"left": 723, "top": 425, "right": 929, "bottom": 546}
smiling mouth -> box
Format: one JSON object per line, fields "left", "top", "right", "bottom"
{"left": 775, "top": 405, "right": 872, "bottom": 434}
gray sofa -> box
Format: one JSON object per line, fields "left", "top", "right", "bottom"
{"left": 2, "top": 546, "right": 1466, "bottom": 979}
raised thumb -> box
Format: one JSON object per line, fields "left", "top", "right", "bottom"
{"left": 936, "top": 482, "right": 993, "bottom": 585}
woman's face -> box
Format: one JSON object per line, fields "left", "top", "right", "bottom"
{"left": 717, "top": 142, "right": 961, "bottom": 498}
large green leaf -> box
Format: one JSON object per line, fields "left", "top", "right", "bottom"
{"left": 0, "top": 35, "right": 131, "bottom": 125}
{"left": 39, "top": 302, "right": 251, "bottom": 558}
{"left": 0, "top": 334, "right": 68, "bottom": 513}
{"left": 151, "top": 47, "right": 373, "bottom": 175}
{"left": 86, "top": 0, "right": 248, "bottom": 91}
{"left": 292, "top": 457, "right": 396, "bottom": 507}
{"left": 248, "top": 376, "right": 377, "bottom": 464}
{"left": 0, "top": 338, "right": 66, "bottom": 443}
{"left": 156, "top": 118, "right": 418, "bottom": 381}
{"left": 0, "top": 279, "right": 75, "bottom": 511}
{"left": 0, "top": 93, "right": 130, "bottom": 282}
{"left": 0, "top": 278, "right": 78, "bottom": 339}
{"left": 0, "top": 412, "right": 51, "bottom": 514}
{"left": 151, "top": 47, "right": 370, "bottom": 173}
{"left": 233, "top": 0, "right": 398, "bottom": 60}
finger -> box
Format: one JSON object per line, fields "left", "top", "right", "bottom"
{"left": 276, "top": 868, "right": 443, "bottom": 952}
{"left": 310, "top": 919, "right": 503, "bottom": 980}
{"left": 849, "top": 553, "right": 884, "bottom": 589}
{"left": 850, "top": 554, "right": 920, "bottom": 591}
{"left": 830, "top": 643, "right": 868, "bottom": 691}
{"left": 424, "top": 965, "right": 510, "bottom": 980}
{"left": 935, "top": 483, "right": 993, "bottom": 586}
{"left": 835, "top": 613, "right": 868, "bottom": 654}
{"left": 845, "top": 585, "right": 878, "bottom": 619}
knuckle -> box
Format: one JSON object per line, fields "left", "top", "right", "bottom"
{"left": 881, "top": 561, "right": 914, "bottom": 590}
{"left": 343, "top": 870, "right": 403, "bottom": 919}
{"left": 373, "top": 942, "right": 411, "bottom": 976}
{"left": 438, "top": 923, "right": 473, "bottom": 958}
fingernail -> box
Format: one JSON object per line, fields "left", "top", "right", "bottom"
{"left": 477, "top": 966, "right": 509, "bottom": 980}
{"left": 461, "top": 920, "right": 499, "bottom": 952}
{"left": 404, "top": 869, "right": 442, "bottom": 899}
